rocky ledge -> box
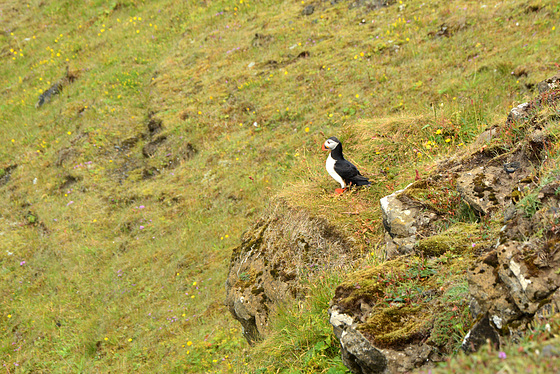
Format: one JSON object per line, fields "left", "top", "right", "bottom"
{"left": 225, "top": 199, "right": 360, "bottom": 345}
{"left": 328, "top": 74, "right": 560, "bottom": 373}
{"left": 225, "top": 74, "right": 560, "bottom": 373}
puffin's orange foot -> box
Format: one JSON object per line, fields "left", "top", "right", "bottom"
{"left": 334, "top": 188, "right": 346, "bottom": 195}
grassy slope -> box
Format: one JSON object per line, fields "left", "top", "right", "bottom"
{"left": 0, "top": 0, "right": 559, "bottom": 373}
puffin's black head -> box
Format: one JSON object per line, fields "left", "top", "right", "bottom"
{"left": 322, "top": 137, "right": 340, "bottom": 151}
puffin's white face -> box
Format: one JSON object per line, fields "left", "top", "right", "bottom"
{"left": 322, "top": 138, "right": 339, "bottom": 151}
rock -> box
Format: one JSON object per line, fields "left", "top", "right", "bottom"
{"left": 225, "top": 200, "right": 358, "bottom": 344}
{"left": 372, "top": 73, "right": 560, "bottom": 366}
{"left": 503, "top": 203, "right": 517, "bottom": 223}
{"left": 329, "top": 303, "right": 437, "bottom": 374}
{"left": 454, "top": 161, "right": 533, "bottom": 216}
{"left": 380, "top": 183, "right": 418, "bottom": 257}
{"left": 468, "top": 257, "right": 522, "bottom": 329}
{"left": 537, "top": 74, "right": 560, "bottom": 94}
{"left": 450, "top": 112, "right": 554, "bottom": 217}
{"left": 330, "top": 306, "right": 390, "bottom": 374}
{"left": 468, "top": 236, "right": 560, "bottom": 336}
{"left": 501, "top": 241, "right": 560, "bottom": 312}
{"left": 328, "top": 255, "right": 464, "bottom": 373}
{"left": 301, "top": 5, "right": 315, "bottom": 15}
{"left": 348, "top": 0, "right": 392, "bottom": 11}
{"left": 541, "top": 344, "right": 560, "bottom": 357}
{"left": 380, "top": 174, "right": 487, "bottom": 259}
{"left": 507, "top": 102, "right": 531, "bottom": 124}
{"left": 330, "top": 306, "right": 356, "bottom": 338}
{"left": 0, "top": 164, "right": 17, "bottom": 187}
{"left": 382, "top": 344, "right": 434, "bottom": 373}
{"left": 380, "top": 182, "right": 445, "bottom": 258}
{"left": 503, "top": 161, "right": 520, "bottom": 174}
{"left": 340, "top": 328, "right": 390, "bottom": 374}
{"left": 496, "top": 242, "right": 538, "bottom": 314}
{"left": 380, "top": 184, "right": 416, "bottom": 238}
{"left": 461, "top": 314, "right": 500, "bottom": 353}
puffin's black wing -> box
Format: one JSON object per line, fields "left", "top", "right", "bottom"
{"left": 334, "top": 160, "right": 371, "bottom": 186}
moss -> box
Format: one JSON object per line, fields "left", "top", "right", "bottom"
{"left": 416, "top": 223, "right": 479, "bottom": 256}
{"left": 334, "top": 256, "right": 441, "bottom": 318}
{"left": 339, "top": 279, "right": 384, "bottom": 306}
{"left": 417, "top": 235, "right": 459, "bottom": 256}
{"left": 427, "top": 281, "right": 471, "bottom": 351}
{"left": 334, "top": 258, "right": 411, "bottom": 312}
{"left": 396, "top": 180, "right": 431, "bottom": 202}
{"left": 332, "top": 250, "right": 477, "bottom": 353}
{"left": 358, "top": 306, "right": 431, "bottom": 348}
{"left": 231, "top": 220, "right": 269, "bottom": 260}
{"left": 397, "top": 177, "right": 463, "bottom": 215}
{"left": 235, "top": 266, "right": 261, "bottom": 289}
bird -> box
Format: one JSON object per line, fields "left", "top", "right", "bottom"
{"left": 322, "top": 136, "right": 370, "bottom": 194}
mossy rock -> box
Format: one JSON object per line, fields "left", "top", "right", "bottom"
{"left": 416, "top": 223, "right": 479, "bottom": 256}
{"left": 334, "top": 258, "right": 414, "bottom": 309}
{"left": 397, "top": 176, "right": 463, "bottom": 215}
{"left": 358, "top": 305, "right": 432, "bottom": 348}
{"left": 331, "top": 254, "right": 476, "bottom": 354}
{"left": 416, "top": 234, "right": 466, "bottom": 256}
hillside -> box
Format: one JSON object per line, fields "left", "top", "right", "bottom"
{"left": 1, "top": 0, "right": 559, "bottom": 373}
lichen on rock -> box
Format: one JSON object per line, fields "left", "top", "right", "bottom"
{"left": 350, "top": 74, "right": 560, "bottom": 373}
{"left": 225, "top": 198, "right": 359, "bottom": 344}
{"left": 329, "top": 255, "right": 472, "bottom": 372}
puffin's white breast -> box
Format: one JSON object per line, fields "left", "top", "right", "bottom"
{"left": 326, "top": 154, "right": 346, "bottom": 188}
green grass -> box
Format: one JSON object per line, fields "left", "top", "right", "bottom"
{"left": 423, "top": 313, "right": 560, "bottom": 374}
{"left": 246, "top": 271, "right": 349, "bottom": 374}
{"left": 1, "top": 0, "right": 560, "bottom": 372}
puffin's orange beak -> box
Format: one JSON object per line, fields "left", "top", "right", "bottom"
{"left": 321, "top": 144, "right": 327, "bottom": 151}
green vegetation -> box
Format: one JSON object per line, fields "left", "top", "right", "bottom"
{"left": 424, "top": 312, "right": 560, "bottom": 374}
{"left": 332, "top": 255, "right": 472, "bottom": 356}
{"left": 248, "top": 271, "right": 348, "bottom": 374}
{"left": 1, "top": 0, "right": 559, "bottom": 373}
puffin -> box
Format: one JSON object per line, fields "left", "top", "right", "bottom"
{"left": 322, "top": 136, "right": 371, "bottom": 194}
